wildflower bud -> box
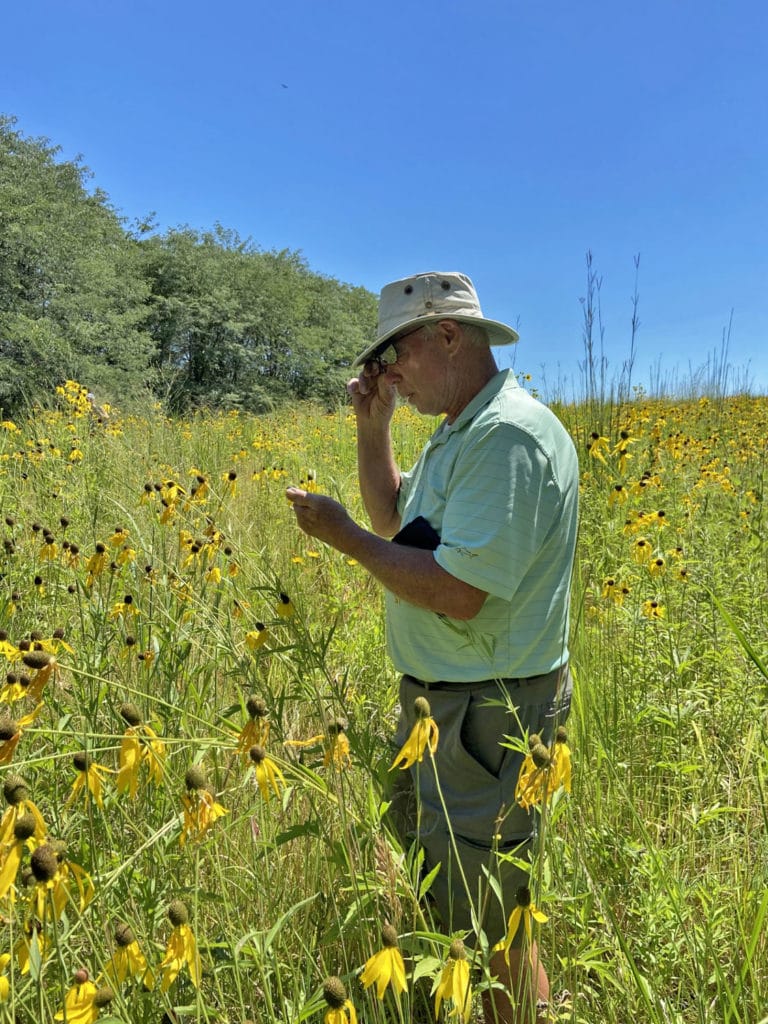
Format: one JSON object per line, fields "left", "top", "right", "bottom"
{"left": 322, "top": 976, "right": 348, "bottom": 1009}
{"left": 381, "top": 924, "right": 399, "bottom": 948}
{"left": 528, "top": 732, "right": 542, "bottom": 750}
{"left": 531, "top": 743, "right": 551, "bottom": 769}
{"left": 73, "top": 751, "right": 90, "bottom": 772}
{"left": 555, "top": 726, "right": 569, "bottom": 744}
{"left": 167, "top": 900, "right": 189, "bottom": 926}
{"left": 246, "top": 696, "right": 267, "bottom": 719}
{"left": 13, "top": 812, "right": 37, "bottom": 841}
{"left": 3, "top": 774, "right": 30, "bottom": 805}
{"left": 414, "top": 696, "right": 432, "bottom": 719}
{"left": 22, "top": 650, "right": 53, "bottom": 671}
{"left": 119, "top": 702, "right": 143, "bottom": 727}
{"left": 30, "top": 844, "right": 59, "bottom": 882}
{"left": 185, "top": 765, "right": 207, "bottom": 791}
{"left": 515, "top": 886, "right": 532, "bottom": 907}
{"left": 248, "top": 745, "right": 266, "bottom": 764}
{"left": 73, "top": 968, "right": 89, "bottom": 985}
{"left": 0, "top": 717, "right": 17, "bottom": 741}
{"left": 93, "top": 987, "right": 115, "bottom": 1008}
{"left": 448, "top": 938, "right": 467, "bottom": 960}
{"left": 114, "top": 922, "right": 136, "bottom": 947}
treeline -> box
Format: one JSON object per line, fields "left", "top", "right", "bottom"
{"left": 0, "top": 115, "right": 377, "bottom": 417}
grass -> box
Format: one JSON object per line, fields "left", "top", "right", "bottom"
{"left": 0, "top": 376, "right": 766, "bottom": 1024}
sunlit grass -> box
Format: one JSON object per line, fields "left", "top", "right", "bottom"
{"left": 0, "top": 378, "right": 765, "bottom": 1023}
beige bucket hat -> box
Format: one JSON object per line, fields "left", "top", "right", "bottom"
{"left": 354, "top": 271, "right": 519, "bottom": 366}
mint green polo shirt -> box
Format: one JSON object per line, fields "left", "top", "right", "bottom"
{"left": 386, "top": 370, "right": 579, "bottom": 682}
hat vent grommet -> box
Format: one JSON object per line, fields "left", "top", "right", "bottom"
{"left": 404, "top": 285, "right": 413, "bottom": 294}
{"left": 441, "top": 280, "right": 451, "bottom": 290}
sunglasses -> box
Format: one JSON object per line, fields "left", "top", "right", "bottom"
{"left": 369, "top": 327, "right": 424, "bottom": 373}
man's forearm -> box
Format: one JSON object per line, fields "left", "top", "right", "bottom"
{"left": 356, "top": 425, "right": 402, "bottom": 537}
{"left": 336, "top": 521, "right": 486, "bottom": 620}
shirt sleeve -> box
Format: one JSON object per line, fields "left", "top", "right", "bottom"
{"left": 433, "top": 421, "right": 561, "bottom": 602}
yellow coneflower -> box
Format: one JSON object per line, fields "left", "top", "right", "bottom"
{"left": 0, "top": 706, "right": 41, "bottom": 765}
{"left": 222, "top": 469, "right": 238, "bottom": 497}
{"left": 180, "top": 767, "right": 228, "bottom": 846}
{"left": 515, "top": 733, "right": 571, "bottom": 811}
{"left": 434, "top": 938, "right": 472, "bottom": 1023}
{"left": 245, "top": 623, "right": 269, "bottom": 651}
{"left": 631, "top": 537, "right": 653, "bottom": 564}
{"left": 0, "top": 775, "right": 47, "bottom": 845}
{"left": 0, "top": 811, "right": 40, "bottom": 898}
{"left": 65, "top": 752, "right": 112, "bottom": 810}
{"left": 322, "top": 976, "right": 358, "bottom": 1024}
{"left": 15, "top": 921, "right": 48, "bottom": 975}
{"left": 30, "top": 842, "right": 94, "bottom": 922}
{"left": 496, "top": 886, "right": 548, "bottom": 962}
{"left": 116, "top": 704, "right": 166, "bottom": 798}
{"left": 85, "top": 543, "right": 108, "bottom": 585}
{"left": 248, "top": 745, "right": 286, "bottom": 802}
{"left": 359, "top": 924, "right": 407, "bottom": 1000}
{"left": 102, "top": 922, "right": 154, "bottom": 989}
{"left": 641, "top": 598, "right": 666, "bottom": 619}
{"left": 275, "top": 592, "right": 294, "bottom": 619}
{"left": 324, "top": 720, "right": 351, "bottom": 769}
{"left": 390, "top": 697, "right": 439, "bottom": 770}
{"left": 20, "top": 649, "right": 57, "bottom": 701}
{"left": 587, "top": 432, "right": 610, "bottom": 464}
{"left": 550, "top": 727, "right": 572, "bottom": 793}
{"left": 54, "top": 970, "right": 114, "bottom": 1023}
{"left": 158, "top": 900, "right": 201, "bottom": 992}
{"left": 235, "top": 697, "right": 270, "bottom": 763}
{"left": 0, "top": 953, "right": 10, "bottom": 1002}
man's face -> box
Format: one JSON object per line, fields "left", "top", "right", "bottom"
{"left": 375, "top": 326, "right": 452, "bottom": 417}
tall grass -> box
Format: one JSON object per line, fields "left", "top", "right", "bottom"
{"left": 0, "top": 377, "right": 766, "bottom": 1023}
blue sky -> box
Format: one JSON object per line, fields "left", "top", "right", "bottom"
{"left": 3, "top": 0, "right": 767, "bottom": 395}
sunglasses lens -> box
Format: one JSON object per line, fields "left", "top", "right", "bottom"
{"left": 377, "top": 344, "right": 397, "bottom": 368}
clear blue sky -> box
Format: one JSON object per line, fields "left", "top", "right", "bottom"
{"left": 4, "top": 0, "right": 767, "bottom": 395}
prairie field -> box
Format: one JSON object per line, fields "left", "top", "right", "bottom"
{"left": 0, "top": 379, "right": 766, "bottom": 1024}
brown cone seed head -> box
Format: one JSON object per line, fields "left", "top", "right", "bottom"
{"left": 322, "top": 976, "right": 347, "bottom": 1009}
{"left": 30, "top": 844, "right": 59, "bottom": 882}
{"left": 414, "top": 696, "right": 432, "bottom": 719}
{"left": 167, "top": 900, "right": 189, "bottom": 926}
{"left": 119, "top": 702, "right": 143, "bottom": 727}
{"left": 185, "top": 765, "right": 207, "bottom": 791}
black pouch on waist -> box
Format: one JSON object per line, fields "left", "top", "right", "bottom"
{"left": 391, "top": 515, "right": 440, "bottom": 551}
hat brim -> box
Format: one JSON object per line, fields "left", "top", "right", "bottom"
{"left": 353, "top": 314, "right": 519, "bottom": 367}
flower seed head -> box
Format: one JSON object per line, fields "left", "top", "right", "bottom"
{"left": 114, "top": 922, "right": 136, "bottom": 947}
{"left": 448, "top": 938, "right": 467, "bottom": 961}
{"left": 30, "top": 844, "right": 59, "bottom": 882}
{"left": 531, "top": 743, "right": 551, "bottom": 769}
{"left": 94, "top": 986, "right": 114, "bottom": 1008}
{"left": 3, "top": 774, "right": 30, "bottom": 805}
{"left": 73, "top": 751, "right": 90, "bottom": 772}
{"left": 167, "top": 899, "right": 189, "bottom": 926}
{"left": 322, "top": 976, "right": 348, "bottom": 1009}
{"left": 528, "top": 732, "right": 542, "bottom": 750}
{"left": 381, "top": 924, "right": 399, "bottom": 948}
{"left": 73, "top": 968, "right": 89, "bottom": 985}
{"left": 185, "top": 765, "right": 207, "bottom": 791}
{"left": 515, "top": 886, "right": 532, "bottom": 908}
{"left": 0, "top": 717, "right": 18, "bottom": 741}
{"left": 414, "top": 696, "right": 432, "bottom": 719}
{"left": 13, "top": 812, "right": 37, "bottom": 841}
{"left": 119, "top": 702, "right": 143, "bottom": 727}
{"left": 246, "top": 696, "right": 267, "bottom": 719}
{"left": 22, "top": 650, "right": 53, "bottom": 671}
{"left": 555, "top": 726, "right": 569, "bottom": 745}
{"left": 248, "top": 745, "right": 266, "bottom": 764}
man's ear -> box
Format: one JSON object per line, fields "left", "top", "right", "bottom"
{"left": 437, "top": 319, "right": 462, "bottom": 353}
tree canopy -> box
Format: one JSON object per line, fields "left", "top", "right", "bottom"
{"left": 0, "top": 115, "right": 377, "bottom": 416}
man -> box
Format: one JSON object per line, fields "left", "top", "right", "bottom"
{"left": 286, "top": 271, "right": 578, "bottom": 1024}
